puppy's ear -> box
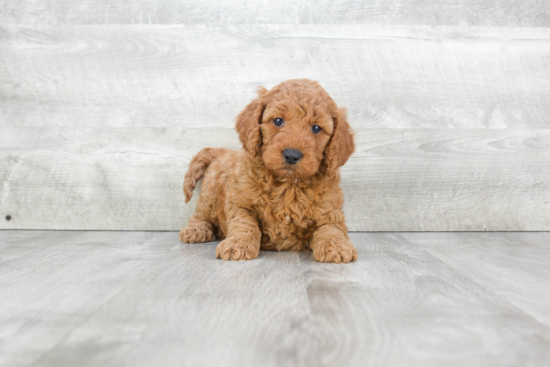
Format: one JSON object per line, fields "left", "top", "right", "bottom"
{"left": 324, "top": 107, "right": 355, "bottom": 176}
{"left": 236, "top": 87, "right": 268, "bottom": 157}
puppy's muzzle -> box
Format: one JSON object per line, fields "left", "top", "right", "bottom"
{"left": 283, "top": 149, "right": 302, "bottom": 165}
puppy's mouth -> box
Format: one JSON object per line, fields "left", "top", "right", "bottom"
{"left": 277, "top": 164, "right": 305, "bottom": 179}
{"left": 280, "top": 166, "right": 297, "bottom": 175}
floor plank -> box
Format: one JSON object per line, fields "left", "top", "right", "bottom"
{"left": 0, "top": 231, "right": 175, "bottom": 367}
{"left": 297, "top": 233, "right": 550, "bottom": 367}
{"left": 0, "top": 231, "right": 549, "bottom": 366}
{"left": 33, "top": 244, "right": 311, "bottom": 367}
{"left": 402, "top": 232, "right": 550, "bottom": 326}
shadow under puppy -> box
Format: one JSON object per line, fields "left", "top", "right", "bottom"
{"left": 180, "top": 79, "right": 357, "bottom": 263}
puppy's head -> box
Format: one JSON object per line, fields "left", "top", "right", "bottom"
{"left": 236, "top": 79, "right": 354, "bottom": 180}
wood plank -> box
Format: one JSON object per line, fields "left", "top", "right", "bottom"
{"left": 1, "top": 0, "right": 549, "bottom": 26}
{"left": 1, "top": 25, "right": 549, "bottom": 129}
{"left": 2, "top": 24, "right": 550, "bottom": 230}
{"left": 402, "top": 232, "right": 550, "bottom": 326}
{"left": 345, "top": 129, "right": 550, "bottom": 231}
{"left": 0, "top": 230, "right": 85, "bottom": 265}
{"left": 2, "top": 231, "right": 548, "bottom": 366}
{"left": 2, "top": 127, "right": 550, "bottom": 231}
{"left": 0, "top": 126, "right": 239, "bottom": 231}
{"left": 0, "top": 230, "right": 310, "bottom": 367}
{"left": 297, "top": 233, "right": 550, "bottom": 366}
{"left": 0, "top": 231, "right": 176, "bottom": 367}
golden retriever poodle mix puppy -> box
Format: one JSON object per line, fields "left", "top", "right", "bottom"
{"left": 180, "top": 79, "right": 357, "bottom": 263}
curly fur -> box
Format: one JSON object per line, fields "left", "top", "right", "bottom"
{"left": 180, "top": 79, "right": 357, "bottom": 263}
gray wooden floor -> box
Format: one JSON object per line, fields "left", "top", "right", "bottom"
{"left": 1, "top": 231, "right": 549, "bottom": 367}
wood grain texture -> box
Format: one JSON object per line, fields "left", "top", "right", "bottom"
{"left": 1, "top": 230, "right": 549, "bottom": 367}
{"left": 2, "top": 127, "right": 550, "bottom": 231}
{"left": 402, "top": 232, "right": 550, "bottom": 326}
{"left": 1, "top": 0, "right": 549, "bottom": 26}
{"left": 0, "top": 231, "right": 176, "bottom": 367}
{"left": 2, "top": 24, "right": 550, "bottom": 230}
{"left": 1, "top": 25, "right": 549, "bottom": 129}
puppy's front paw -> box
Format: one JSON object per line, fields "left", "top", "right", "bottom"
{"left": 179, "top": 223, "right": 214, "bottom": 243}
{"left": 312, "top": 238, "right": 358, "bottom": 263}
{"left": 215, "top": 237, "right": 259, "bottom": 261}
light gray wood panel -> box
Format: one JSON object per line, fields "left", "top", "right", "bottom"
{"left": 36, "top": 241, "right": 310, "bottom": 367}
{"left": 0, "top": 126, "right": 239, "bottom": 231}
{"left": 1, "top": 0, "right": 549, "bottom": 26}
{"left": 346, "top": 129, "right": 550, "bottom": 231}
{"left": 297, "top": 233, "right": 550, "bottom": 367}
{"left": 1, "top": 25, "right": 550, "bottom": 129}
{"left": 0, "top": 231, "right": 175, "bottom": 367}
{"left": 402, "top": 232, "right": 550, "bottom": 326}
{"left": 2, "top": 127, "right": 550, "bottom": 231}
{"left": 1, "top": 230, "right": 549, "bottom": 367}
{"left": 0, "top": 230, "right": 84, "bottom": 265}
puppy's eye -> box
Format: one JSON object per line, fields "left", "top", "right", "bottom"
{"left": 311, "top": 124, "right": 322, "bottom": 134}
{"left": 273, "top": 118, "right": 284, "bottom": 127}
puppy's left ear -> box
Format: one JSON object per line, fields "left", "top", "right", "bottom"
{"left": 236, "top": 87, "right": 268, "bottom": 157}
{"left": 324, "top": 107, "right": 355, "bottom": 176}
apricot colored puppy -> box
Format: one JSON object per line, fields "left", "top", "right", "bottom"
{"left": 180, "top": 79, "right": 357, "bottom": 263}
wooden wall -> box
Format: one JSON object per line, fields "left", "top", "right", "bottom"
{"left": 1, "top": 2, "right": 550, "bottom": 231}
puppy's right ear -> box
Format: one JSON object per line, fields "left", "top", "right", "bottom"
{"left": 236, "top": 87, "right": 268, "bottom": 157}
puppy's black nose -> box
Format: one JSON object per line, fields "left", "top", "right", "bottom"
{"left": 283, "top": 149, "right": 302, "bottom": 165}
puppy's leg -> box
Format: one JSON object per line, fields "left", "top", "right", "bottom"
{"left": 179, "top": 213, "right": 214, "bottom": 243}
{"left": 310, "top": 222, "right": 357, "bottom": 263}
{"left": 180, "top": 149, "right": 237, "bottom": 244}
{"left": 216, "top": 208, "right": 261, "bottom": 261}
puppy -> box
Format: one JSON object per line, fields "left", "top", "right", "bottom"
{"left": 180, "top": 79, "right": 357, "bottom": 263}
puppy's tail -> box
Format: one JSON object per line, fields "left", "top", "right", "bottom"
{"left": 183, "top": 147, "right": 229, "bottom": 203}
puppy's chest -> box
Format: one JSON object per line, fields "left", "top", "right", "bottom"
{"left": 253, "top": 185, "right": 318, "bottom": 241}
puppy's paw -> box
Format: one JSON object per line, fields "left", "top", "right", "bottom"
{"left": 179, "top": 223, "right": 214, "bottom": 243}
{"left": 312, "top": 238, "right": 358, "bottom": 264}
{"left": 215, "top": 237, "right": 259, "bottom": 261}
